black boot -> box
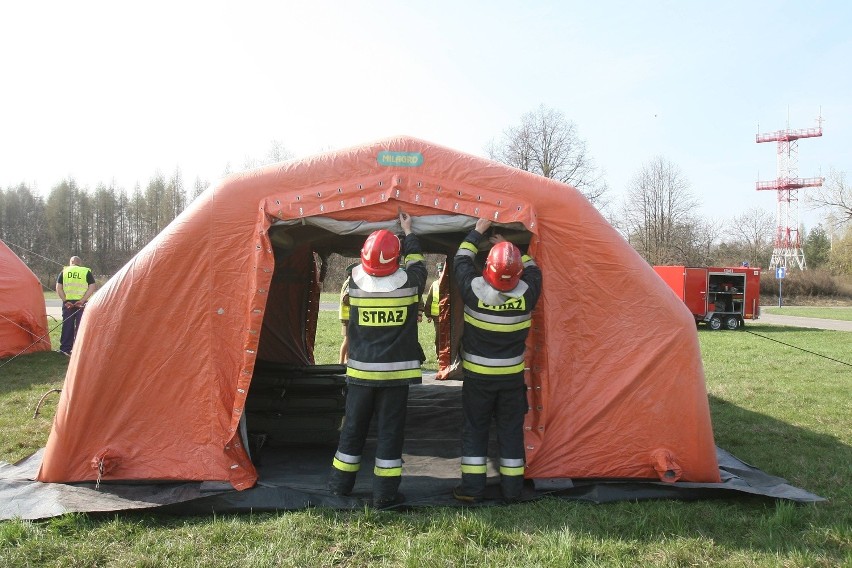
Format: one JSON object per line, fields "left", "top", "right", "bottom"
{"left": 327, "top": 468, "right": 356, "bottom": 496}
{"left": 454, "top": 472, "right": 486, "bottom": 504}
{"left": 372, "top": 475, "right": 402, "bottom": 507}
{"left": 500, "top": 475, "right": 524, "bottom": 503}
{"left": 372, "top": 492, "right": 406, "bottom": 509}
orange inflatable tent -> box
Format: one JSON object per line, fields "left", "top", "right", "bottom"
{"left": 38, "top": 136, "right": 719, "bottom": 491}
{"left": 0, "top": 241, "right": 51, "bottom": 359}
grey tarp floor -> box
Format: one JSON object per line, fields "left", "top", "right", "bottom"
{"left": 0, "top": 377, "right": 825, "bottom": 520}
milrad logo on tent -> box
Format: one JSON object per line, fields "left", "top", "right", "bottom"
{"left": 377, "top": 151, "right": 424, "bottom": 167}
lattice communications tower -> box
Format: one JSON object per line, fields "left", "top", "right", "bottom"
{"left": 755, "top": 116, "right": 823, "bottom": 271}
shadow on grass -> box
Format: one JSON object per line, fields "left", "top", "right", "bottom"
{"left": 708, "top": 394, "right": 851, "bottom": 503}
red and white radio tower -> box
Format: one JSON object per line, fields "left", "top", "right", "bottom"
{"left": 755, "top": 115, "right": 823, "bottom": 271}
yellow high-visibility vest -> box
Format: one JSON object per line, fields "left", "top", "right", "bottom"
{"left": 62, "top": 266, "right": 91, "bottom": 300}
{"left": 428, "top": 280, "right": 441, "bottom": 317}
{"left": 339, "top": 277, "right": 351, "bottom": 321}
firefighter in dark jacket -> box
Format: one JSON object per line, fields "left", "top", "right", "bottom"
{"left": 328, "top": 211, "right": 427, "bottom": 507}
{"left": 453, "top": 218, "right": 542, "bottom": 503}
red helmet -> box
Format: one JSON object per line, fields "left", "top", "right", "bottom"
{"left": 483, "top": 241, "right": 523, "bottom": 291}
{"left": 361, "top": 229, "right": 400, "bottom": 276}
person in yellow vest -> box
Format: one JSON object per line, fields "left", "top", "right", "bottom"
{"left": 422, "top": 262, "right": 444, "bottom": 357}
{"left": 55, "top": 256, "right": 96, "bottom": 356}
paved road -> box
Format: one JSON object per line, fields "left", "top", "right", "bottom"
{"left": 46, "top": 301, "right": 851, "bottom": 332}
{"left": 45, "top": 300, "right": 61, "bottom": 319}
{"left": 754, "top": 312, "right": 852, "bottom": 332}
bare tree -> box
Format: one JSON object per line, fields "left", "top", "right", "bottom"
{"left": 808, "top": 169, "right": 852, "bottom": 228}
{"left": 619, "top": 157, "right": 699, "bottom": 264}
{"left": 242, "top": 139, "right": 294, "bottom": 171}
{"left": 689, "top": 218, "right": 726, "bottom": 266}
{"left": 828, "top": 224, "right": 852, "bottom": 275}
{"left": 165, "top": 167, "right": 186, "bottom": 221}
{"left": 487, "top": 105, "right": 608, "bottom": 206}
{"left": 265, "top": 139, "right": 293, "bottom": 164}
{"left": 726, "top": 206, "right": 775, "bottom": 267}
{"left": 191, "top": 176, "right": 209, "bottom": 201}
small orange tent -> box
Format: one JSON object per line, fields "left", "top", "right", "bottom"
{"left": 0, "top": 241, "right": 51, "bottom": 359}
{"left": 38, "top": 136, "right": 719, "bottom": 490}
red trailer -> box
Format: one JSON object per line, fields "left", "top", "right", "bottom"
{"left": 653, "top": 265, "right": 761, "bottom": 330}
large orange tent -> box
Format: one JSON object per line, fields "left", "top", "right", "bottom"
{"left": 0, "top": 241, "right": 51, "bottom": 359}
{"left": 37, "top": 135, "right": 720, "bottom": 493}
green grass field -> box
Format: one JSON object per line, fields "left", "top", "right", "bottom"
{"left": 762, "top": 306, "right": 852, "bottom": 321}
{"left": 1, "top": 317, "right": 849, "bottom": 567}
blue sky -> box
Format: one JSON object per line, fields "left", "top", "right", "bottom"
{"left": 2, "top": 1, "right": 849, "bottom": 229}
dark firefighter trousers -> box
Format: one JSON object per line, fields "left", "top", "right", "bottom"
{"left": 329, "top": 383, "right": 409, "bottom": 501}
{"left": 459, "top": 377, "right": 527, "bottom": 500}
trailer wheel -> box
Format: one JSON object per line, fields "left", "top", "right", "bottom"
{"left": 724, "top": 315, "right": 739, "bottom": 330}
{"left": 708, "top": 315, "right": 722, "bottom": 330}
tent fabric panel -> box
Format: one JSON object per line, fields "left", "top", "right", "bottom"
{"left": 524, "top": 203, "right": 719, "bottom": 481}
{"left": 38, "top": 197, "right": 259, "bottom": 489}
{"left": 0, "top": 241, "right": 51, "bottom": 358}
{"left": 256, "top": 245, "right": 318, "bottom": 365}
{"left": 0, "top": 311, "right": 50, "bottom": 359}
{"left": 258, "top": 140, "right": 536, "bottom": 224}
{"left": 272, "top": 214, "right": 525, "bottom": 237}
{"left": 258, "top": 141, "right": 538, "bottom": 230}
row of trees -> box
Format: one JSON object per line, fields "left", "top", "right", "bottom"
{"left": 1, "top": 140, "right": 297, "bottom": 287}
{"left": 1, "top": 173, "right": 208, "bottom": 287}
{"left": 3, "top": 107, "right": 851, "bottom": 289}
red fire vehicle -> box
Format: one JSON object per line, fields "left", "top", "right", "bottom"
{"left": 653, "top": 265, "right": 761, "bottom": 330}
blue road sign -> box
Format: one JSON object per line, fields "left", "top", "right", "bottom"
{"left": 775, "top": 267, "right": 786, "bottom": 279}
